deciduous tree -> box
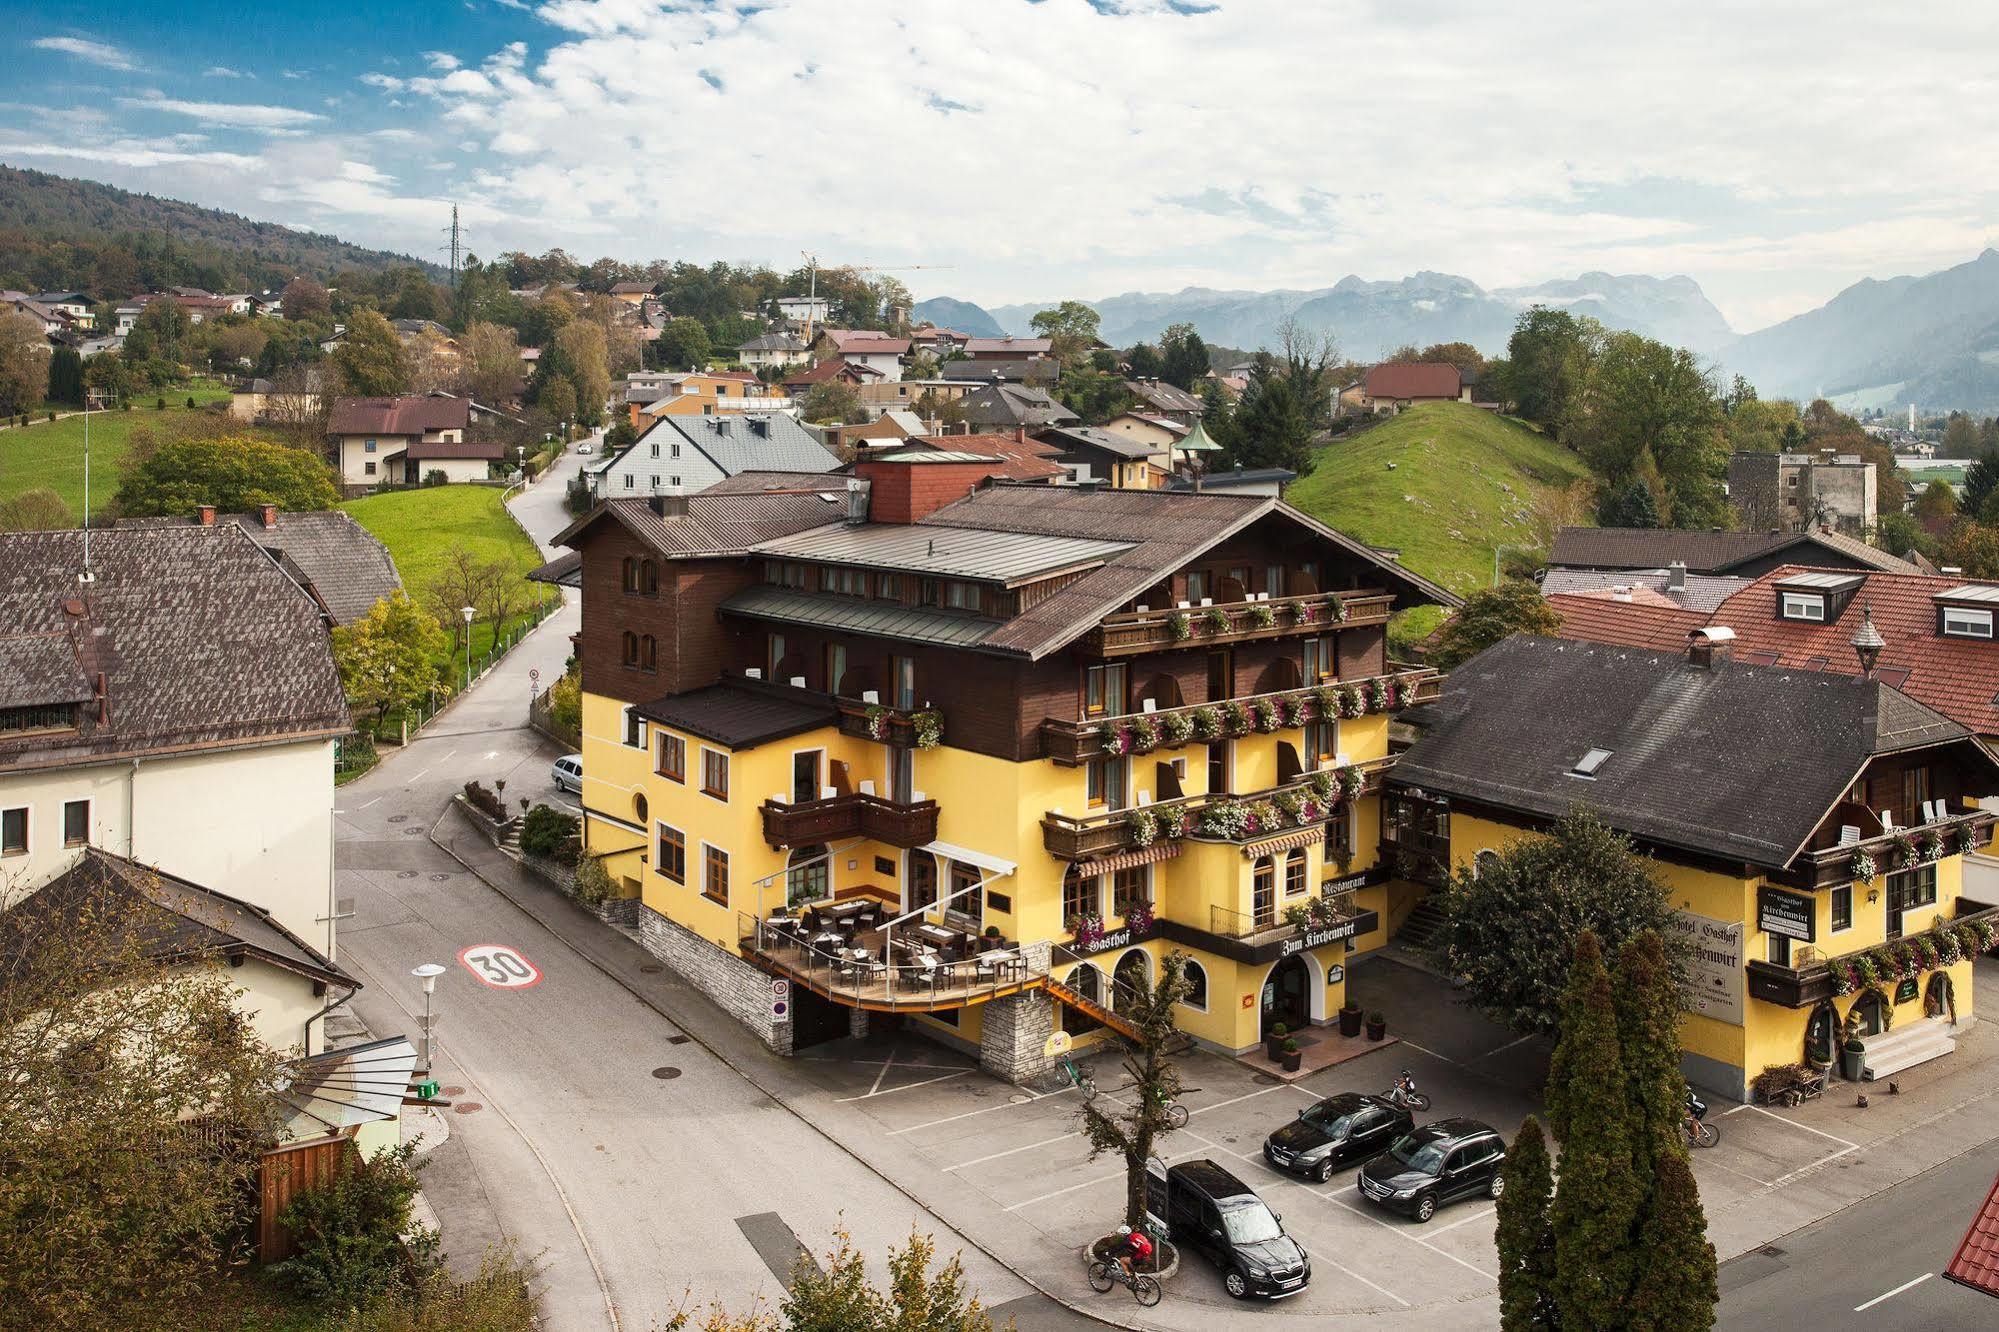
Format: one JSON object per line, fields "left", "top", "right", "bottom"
{"left": 801, "top": 381, "right": 865, "bottom": 425}
{"left": 1030, "top": 300, "right": 1102, "bottom": 365}
{"left": 113, "top": 434, "right": 339, "bottom": 516}
{"left": 332, "top": 308, "right": 410, "bottom": 396}
{"left": 1078, "top": 951, "right": 1194, "bottom": 1227}
{"left": 1428, "top": 580, "right": 1563, "bottom": 672}
{"left": 0, "top": 487, "right": 72, "bottom": 532}
{"left": 653, "top": 316, "right": 711, "bottom": 371}
{"left": 331, "top": 590, "right": 449, "bottom": 727}
{"left": 0, "top": 307, "right": 49, "bottom": 415}
{"left": 464, "top": 321, "right": 524, "bottom": 404}
{"left": 554, "top": 321, "right": 611, "bottom": 425}
{"left": 280, "top": 275, "right": 332, "bottom": 323}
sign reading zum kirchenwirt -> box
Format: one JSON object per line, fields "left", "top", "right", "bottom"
{"left": 1757, "top": 886, "right": 1816, "bottom": 942}
{"left": 1669, "top": 909, "right": 1744, "bottom": 1025}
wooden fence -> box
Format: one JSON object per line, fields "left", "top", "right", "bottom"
{"left": 258, "top": 1132, "right": 357, "bottom": 1263}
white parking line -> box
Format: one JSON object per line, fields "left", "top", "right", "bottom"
{"left": 1480, "top": 1033, "right": 1537, "bottom": 1060}
{"left": 1325, "top": 1193, "right": 1498, "bottom": 1281}
{"left": 947, "top": 1130, "right": 1085, "bottom": 1172}
{"left": 1736, "top": 1103, "right": 1860, "bottom": 1149}
{"left": 883, "top": 1084, "right": 1077, "bottom": 1135}
{"left": 1320, "top": 1255, "right": 1411, "bottom": 1308}
{"left": 833, "top": 1071, "right": 970, "bottom": 1103}
{"left": 1853, "top": 1272, "right": 1931, "bottom": 1312}
{"left": 1003, "top": 1167, "right": 1125, "bottom": 1211}
{"left": 1430, "top": 1205, "right": 1495, "bottom": 1234}
{"left": 1767, "top": 1142, "right": 1859, "bottom": 1188}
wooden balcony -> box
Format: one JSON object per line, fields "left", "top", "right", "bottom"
{"left": 1745, "top": 897, "right": 1999, "bottom": 1009}
{"left": 1082, "top": 589, "right": 1396, "bottom": 657}
{"left": 1786, "top": 809, "right": 1996, "bottom": 890}
{"left": 1040, "top": 755, "right": 1395, "bottom": 861}
{"left": 833, "top": 697, "right": 943, "bottom": 750}
{"left": 760, "top": 793, "right": 939, "bottom": 849}
{"left": 1041, "top": 668, "right": 1441, "bottom": 766}
{"left": 739, "top": 916, "right": 1052, "bottom": 1012}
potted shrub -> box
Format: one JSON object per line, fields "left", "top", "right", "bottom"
{"left": 1365, "top": 1011, "right": 1387, "bottom": 1041}
{"left": 1339, "top": 1001, "right": 1363, "bottom": 1038}
{"left": 1841, "top": 1037, "right": 1866, "bottom": 1082}
{"left": 1264, "top": 1022, "right": 1287, "bottom": 1062}
{"left": 982, "top": 925, "right": 1003, "bottom": 953}
{"left": 1281, "top": 1038, "right": 1303, "bottom": 1073}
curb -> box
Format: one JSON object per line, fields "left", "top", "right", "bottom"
{"left": 424, "top": 809, "right": 1142, "bottom": 1332}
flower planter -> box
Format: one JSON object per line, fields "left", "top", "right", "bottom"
{"left": 1281, "top": 1047, "right": 1303, "bottom": 1073}
{"left": 1365, "top": 1015, "right": 1387, "bottom": 1041}
{"left": 1840, "top": 1040, "right": 1865, "bottom": 1082}
{"left": 1338, "top": 1006, "right": 1363, "bottom": 1038}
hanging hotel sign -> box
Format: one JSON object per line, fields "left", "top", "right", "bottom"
{"left": 1757, "top": 887, "right": 1816, "bottom": 942}
{"left": 1669, "top": 910, "right": 1743, "bottom": 1025}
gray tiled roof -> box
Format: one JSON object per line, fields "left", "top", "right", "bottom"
{"left": 1539, "top": 568, "right": 1749, "bottom": 614}
{"left": 1392, "top": 635, "right": 1988, "bottom": 869}
{"left": 116, "top": 511, "right": 402, "bottom": 626}
{"left": 721, "top": 585, "right": 1003, "bottom": 649}
{"left": 0, "top": 527, "right": 349, "bottom": 768}
{"left": 0, "top": 634, "right": 94, "bottom": 709}
{"left": 635, "top": 681, "right": 836, "bottom": 750}
{"left": 959, "top": 383, "right": 1078, "bottom": 428}
{"left": 1036, "top": 425, "right": 1162, "bottom": 461}
{"left": 0, "top": 848, "right": 352, "bottom": 989}
{"left": 630, "top": 413, "right": 839, "bottom": 479}
{"left": 1549, "top": 526, "right": 1917, "bottom": 575}
{"left": 555, "top": 488, "right": 848, "bottom": 560}
{"left": 752, "top": 523, "right": 1128, "bottom": 587}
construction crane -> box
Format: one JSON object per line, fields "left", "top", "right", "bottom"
{"left": 797, "top": 253, "right": 954, "bottom": 342}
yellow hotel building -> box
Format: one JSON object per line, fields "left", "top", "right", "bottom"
{"left": 556, "top": 455, "right": 1455, "bottom": 1076}
{"left": 1385, "top": 630, "right": 1999, "bottom": 1100}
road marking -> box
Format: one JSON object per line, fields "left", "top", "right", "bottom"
{"left": 1767, "top": 1142, "right": 1859, "bottom": 1188}
{"left": 946, "top": 1130, "right": 1086, "bottom": 1172}
{"left": 1481, "top": 1033, "right": 1537, "bottom": 1059}
{"left": 1003, "top": 1166, "right": 1126, "bottom": 1211}
{"left": 459, "top": 943, "right": 543, "bottom": 989}
{"left": 1320, "top": 1254, "right": 1411, "bottom": 1308}
{"left": 410, "top": 767, "right": 432, "bottom": 783}
{"left": 1737, "top": 1103, "right": 1860, "bottom": 1148}
{"left": 833, "top": 1071, "right": 971, "bottom": 1103}
{"left": 867, "top": 1050, "right": 897, "bottom": 1097}
{"left": 1324, "top": 1192, "right": 1498, "bottom": 1281}
{"left": 1394, "top": 1038, "right": 1457, "bottom": 1066}
{"left": 1431, "top": 1205, "right": 1495, "bottom": 1233}
{"left": 1853, "top": 1273, "right": 1931, "bottom": 1312}
{"left": 884, "top": 1084, "right": 1077, "bottom": 1134}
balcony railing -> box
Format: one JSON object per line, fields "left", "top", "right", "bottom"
{"left": 1083, "top": 589, "right": 1396, "bottom": 657}
{"left": 833, "top": 697, "right": 944, "bottom": 750}
{"left": 1041, "top": 668, "right": 1440, "bottom": 766}
{"left": 1149, "top": 897, "right": 1381, "bottom": 965}
{"left": 1040, "top": 755, "right": 1395, "bottom": 861}
{"left": 1745, "top": 897, "right": 1999, "bottom": 1009}
{"left": 738, "top": 913, "right": 1052, "bottom": 1011}
{"left": 1788, "top": 809, "right": 1996, "bottom": 890}
{"left": 760, "top": 793, "right": 940, "bottom": 849}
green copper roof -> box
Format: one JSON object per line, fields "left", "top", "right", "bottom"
{"left": 1176, "top": 417, "right": 1223, "bottom": 452}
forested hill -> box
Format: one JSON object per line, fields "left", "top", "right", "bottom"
{"left": 0, "top": 164, "right": 444, "bottom": 295}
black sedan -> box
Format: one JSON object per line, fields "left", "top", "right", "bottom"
{"left": 1357, "top": 1118, "right": 1507, "bottom": 1223}
{"left": 1262, "top": 1092, "right": 1414, "bottom": 1183}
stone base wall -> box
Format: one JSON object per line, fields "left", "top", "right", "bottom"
{"left": 848, "top": 1007, "right": 870, "bottom": 1039}
{"left": 980, "top": 989, "right": 1057, "bottom": 1083}
{"left": 635, "top": 903, "right": 792, "bottom": 1056}
{"left": 595, "top": 896, "right": 642, "bottom": 931}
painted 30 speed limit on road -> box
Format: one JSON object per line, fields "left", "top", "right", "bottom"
{"left": 458, "top": 944, "right": 543, "bottom": 989}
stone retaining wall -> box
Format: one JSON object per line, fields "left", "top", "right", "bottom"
{"left": 634, "top": 902, "right": 792, "bottom": 1055}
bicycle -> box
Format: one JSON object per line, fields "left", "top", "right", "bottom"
{"left": 1145, "top": 1084, "right": 1194, "bottom": 1128}
{"left": 1059, "top": 1054, "right": 1096, "bottom": 1101}
{"left": 1684, "top": 1112, "right": 1719, "bottom": 1149}
{"left": 1384, "top": 1069, "right": 1431, "bottom": 1112}
{"left": 1088, "top": 1256, "right": 1163, "bottom": 1307}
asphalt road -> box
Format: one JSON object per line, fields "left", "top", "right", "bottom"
{"left": 332, "top": 444, "right": 1086, "bottom": 1331}
{"left": 1720, "top": 1135, "right": 1999, "bottom": 1328}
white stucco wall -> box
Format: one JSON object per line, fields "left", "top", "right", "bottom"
{"left": 0, "top": 736, "right": 338, "bottom": 956}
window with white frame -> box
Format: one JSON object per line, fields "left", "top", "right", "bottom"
{"left": 1780, "top": 591, "right": 1826, "bottom": 622}
{"left": 1942, "top": 605, "right": 1994, "bottom": 639}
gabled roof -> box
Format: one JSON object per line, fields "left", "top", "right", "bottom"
{"left": 555, "top": 486, "right": 850, "bottom": 560}
{"left": 610, "top": 281, "right": 655, "bottom": 294}
{"left": 1392, "top": 636, "right": 1991, "bottom": 869}
{"left": 116, "top": 510, "right": 400, "bottom": 626}
{"left": 939, "top": 358, "right": 1055, "bottom": 385}
{"left": 0, "top": 848, "right": 353, "bottom": 991}
{"left": 823, "top": 330, "right": 910, "bottom": 355}
{"left": 327, "top": 394, "right": 470, "bottom": 436}
{"left": 628, "top": 412, "right": 839, "bottom": 479}
{"left": 1036, "top": 424, "right": 1163, "bottom": 461}
{"left": 737, "top": 332, "right": 806, "bottom": 352}
{"left": 901, "top": 432, "right": 1067, "bottom": 482}
{"left": 0, "top": 527, "right": 348, "bottom": 769}
{"left": 959, "top": 383, "right": 1078, "bottom": 428}
{"left": 964, "top": 337, "right": 1052, "bottom": 356}
{"left": 1946, "top": 1169, "right": 1999, "bottom": 1301}
{"left": 1124, "top": 380, "right": 1205, "bottom": 414}
{"left": 784, "top": 357, "right": 881, "bottom": 387}
{"left": 1555, "top": 563, "right": 1999, "bottom": 737}
{"left": 1548, "top": 526, "right": 1917, "bottom": 575}
{"left": 1361, "top": 362, "right": 1463, "bottom": 400}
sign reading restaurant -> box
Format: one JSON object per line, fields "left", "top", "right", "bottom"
{"left": 1669, "top": 909, "right": 1744, "bottom": 1025}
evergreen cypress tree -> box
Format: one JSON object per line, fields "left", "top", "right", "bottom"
{"left": 1614, "top": 930, "right": 1684, "bottom": 1180}
{"left": 1495, "top": 1115, "right": 1557, "bottom": 1331}
{"left": 1627, "top": 1148, "right": 1718, "bottom": 1332}
{"left": 1549, "top": 931, "right": 1639, "bottom": 1329}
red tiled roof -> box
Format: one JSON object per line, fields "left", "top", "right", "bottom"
{"left": 1553, "top": 563, "right": 1999, "bottom": 736}
{"left": 405, "top": 439, "right": 504, "bottom": 461}
{"left": 783, "top": 359, "right": 880, "bottom": 388}
{"left": 909, "top": 432, "right": 1067, "bottom": 482}
{"left": 964, "top": 337, "right": 1052, "bottom": 356}
{"left": 1946, "top": 1169, "right": 1999, "bottom": 1300}
{"left": 827, "top": 331, "right": 910, "bottom": 354}
{"left": 1361, "top": 362, "right": 1462, "bottom": 401}
{"left": 327, "top": 395, "right": 471, "bottom": 436}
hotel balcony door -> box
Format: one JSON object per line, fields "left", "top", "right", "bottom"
{"left": 792, "top": 750, "right": 821, "bottom": 804}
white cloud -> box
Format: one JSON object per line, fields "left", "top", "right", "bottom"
{"left": 361, "top": 72, "right": 406, "bottom": 91}
{"left": 423, "top": 51, "right": 462, "bottom": 71}
{"left": 204, "top": 66, "right": 248, "bottom": 79}
{"left": 32, "top": 36, "right": 140, "bottom": 72}
{"left": 0, "top": 136, "right": 258, "bottom": 171}
{"left": 121, "top": 92, "right": 326, "bottom": 129}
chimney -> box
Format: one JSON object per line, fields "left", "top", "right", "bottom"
{"left": 1014, "top": 425, "right": 1026, "bottom": 444}
{"left": 649, "top": 485, "right": 688, "bottom": 518}
{"left": 198, "top": 504, "right": 216, "bottom": 526}
{"left": 1686, "top": 625, "right": 1736, "bottom": 670}
{"left": 1612, "top": 584, "right": 1633, "bottom": 602}
{"left": 259, "top": 503, "right": 278, "bottom": 530}
{"left": 1667, "top": 560, "right": 1687, "bottom": 593}
{"left": 844, "top": 478, "right": 870, "bottom": 526}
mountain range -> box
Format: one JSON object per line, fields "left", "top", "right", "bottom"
{"left": 919, "top": 253, "right": 1999, "bottom": 413}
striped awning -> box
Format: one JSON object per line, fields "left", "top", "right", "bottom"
{"left": 1240, "top": 825, "right": 1325, "bottom": 858}
{"left": 1076, "top": 841, "right": 1184, "bottom": 877}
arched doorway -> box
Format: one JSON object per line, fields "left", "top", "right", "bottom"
{"left": 1804, "top": 1000, "right": 1838, "bottom": 1068}
{"left": 1848, "top": 988, "right": 1890, "bottom": 1038}
{"left": 1925, "top": 971, "right": 1957, "bottom": 1024}
{"left": 1113, "top": 949, "right": 1151, "bottom": 1014}
{"left": 1063, "top": 963, "right": 1105, "bottom": 1036}
{"left": 1262, "top": 955, "right": 1312, "bottom": 1038}
{"left": 786, "top": 844, "right": 828, "bottom": 907}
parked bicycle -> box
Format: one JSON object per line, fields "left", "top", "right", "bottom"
{"left": 1059, "top": 1053, "right": 1096, "bottom": 1101}
{"left": 1088, "top": 1255, "right": 1163, "bottom": 1307}
{"left": 1684, "top": 1089, "right": 1719, "bottom": 1149}
{"left": 1384, "top": 1069, "right": 1431, "bottom": 1112}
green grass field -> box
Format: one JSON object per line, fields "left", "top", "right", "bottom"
{"left": 1287, "top": 402, "right": 1596, "bottom": 599}
{"left": 339, "top": 485, "right": 550, "bottom": 667}
{"left": 0, "top": 382, "right": 238, "bottom": 520}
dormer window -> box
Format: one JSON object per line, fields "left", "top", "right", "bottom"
{"left": 1569, "top": 747, "right": 1613, "bottom": 779}
{"left": 1942, "top": 606, "right": 1994, "bottom": 640}
{"left": 1934, "top": 585, "right": 1999, "bottom": 639}
{"left": 1780, "top": 592, "right": 1826, "bottom": 622}
{"left": 0, "top": 702, "right": 81, "bottom": 735}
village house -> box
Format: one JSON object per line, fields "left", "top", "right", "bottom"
{"left": 811, "top": 330, "right": 911, "bottom": 382}
{"left": 854, "top": 377, "right": 976, "bottom": 420}
{"left": 940, "top": 357, "right": 1058, "bottom": 387}
{"left": 1034, "top": 424, "right": 1169, "bottom": 490}
{"left": 1729, "top": 449, "right": 1879, "bottom": 536}
{"left": 0, "top": 527, "right": 353, "bottom": 1051}
{"left": 908, "top": 325, "right": 970, "bottom": 359}
{"left": 1, "top": 291, "right": 72, "bottom": 337}
{"left": 328, "top": 394, "right": 496, "bottom": 491}
{"left": 117, "top": 505, "right": 402, "bottom": 628}
{"left": 585, "top": 412, "right": 838, "bottom": 500}
{"left": 1123, "top": 378, "right": 1205, "bottom": 424}
{"left": 776, "top": 295, "right": 832, "bottom": 329}
{"left": 784, "top": 356, "right": 882, "bottom": 401}
{"left": 736, "top": 331, "right": 812, "bottom": 371}
{"left": 962, "top": 335, "right": 1053, "bottom": 361}
{"left": 610, "top": 281, "right": 655, "bottom": 307}
{"left": 1101, "top": 411, "right": 1189, "bottom": 455}
{"left": 629, "top": 371, "right": 793, "bottom": 430}
{"left": 1339, "top": 362, "right": 1472, "bottom": 415}
{"left": 1547, "top": 525, "right": 1918, "bottom": 579}
{"left": 32, "top": 290, "right": 93, "bottom": 328}
{"left": 554, "top": 463, "right": 1453, "bottom": 1074}
{"left": 958, "top": 382, "right": 1078, "bottom": 432}
{"left": 1389, "top": 633, "right": 1999, "bottom": 1099}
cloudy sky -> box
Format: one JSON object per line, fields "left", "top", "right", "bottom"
{"left": 8, "top": 0, "right": 1997, "bottom": 331}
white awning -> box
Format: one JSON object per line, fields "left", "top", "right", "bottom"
{"left": 275, "top": 1036, "right": 418, "bottom": 1139}
{"left": 918, "top": 840, "right": 1017, "bottom": 877}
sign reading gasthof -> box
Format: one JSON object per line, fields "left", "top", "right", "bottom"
{"left": 1757, "top": 886, "right": 1816, "bottom": 942}
{"left": 1669, "top": 909, "right": 1743, "bottom": 1025}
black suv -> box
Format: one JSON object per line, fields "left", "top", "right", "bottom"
{"left": 1163, "top": 1159, "right": 1311, "bottom": 1300}
{"left": 1264, "top": 1092, "right": 1414, "bottom": 1183}
{"left": 1358, "top": 1118, "right": 1506, "bottom": 1223}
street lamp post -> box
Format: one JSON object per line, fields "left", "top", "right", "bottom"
{"left": 461, "top": 605, "right": 476, "bottom": 690}
{"left": 411, "top": 963, "right": 446, "bottom": 1073}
